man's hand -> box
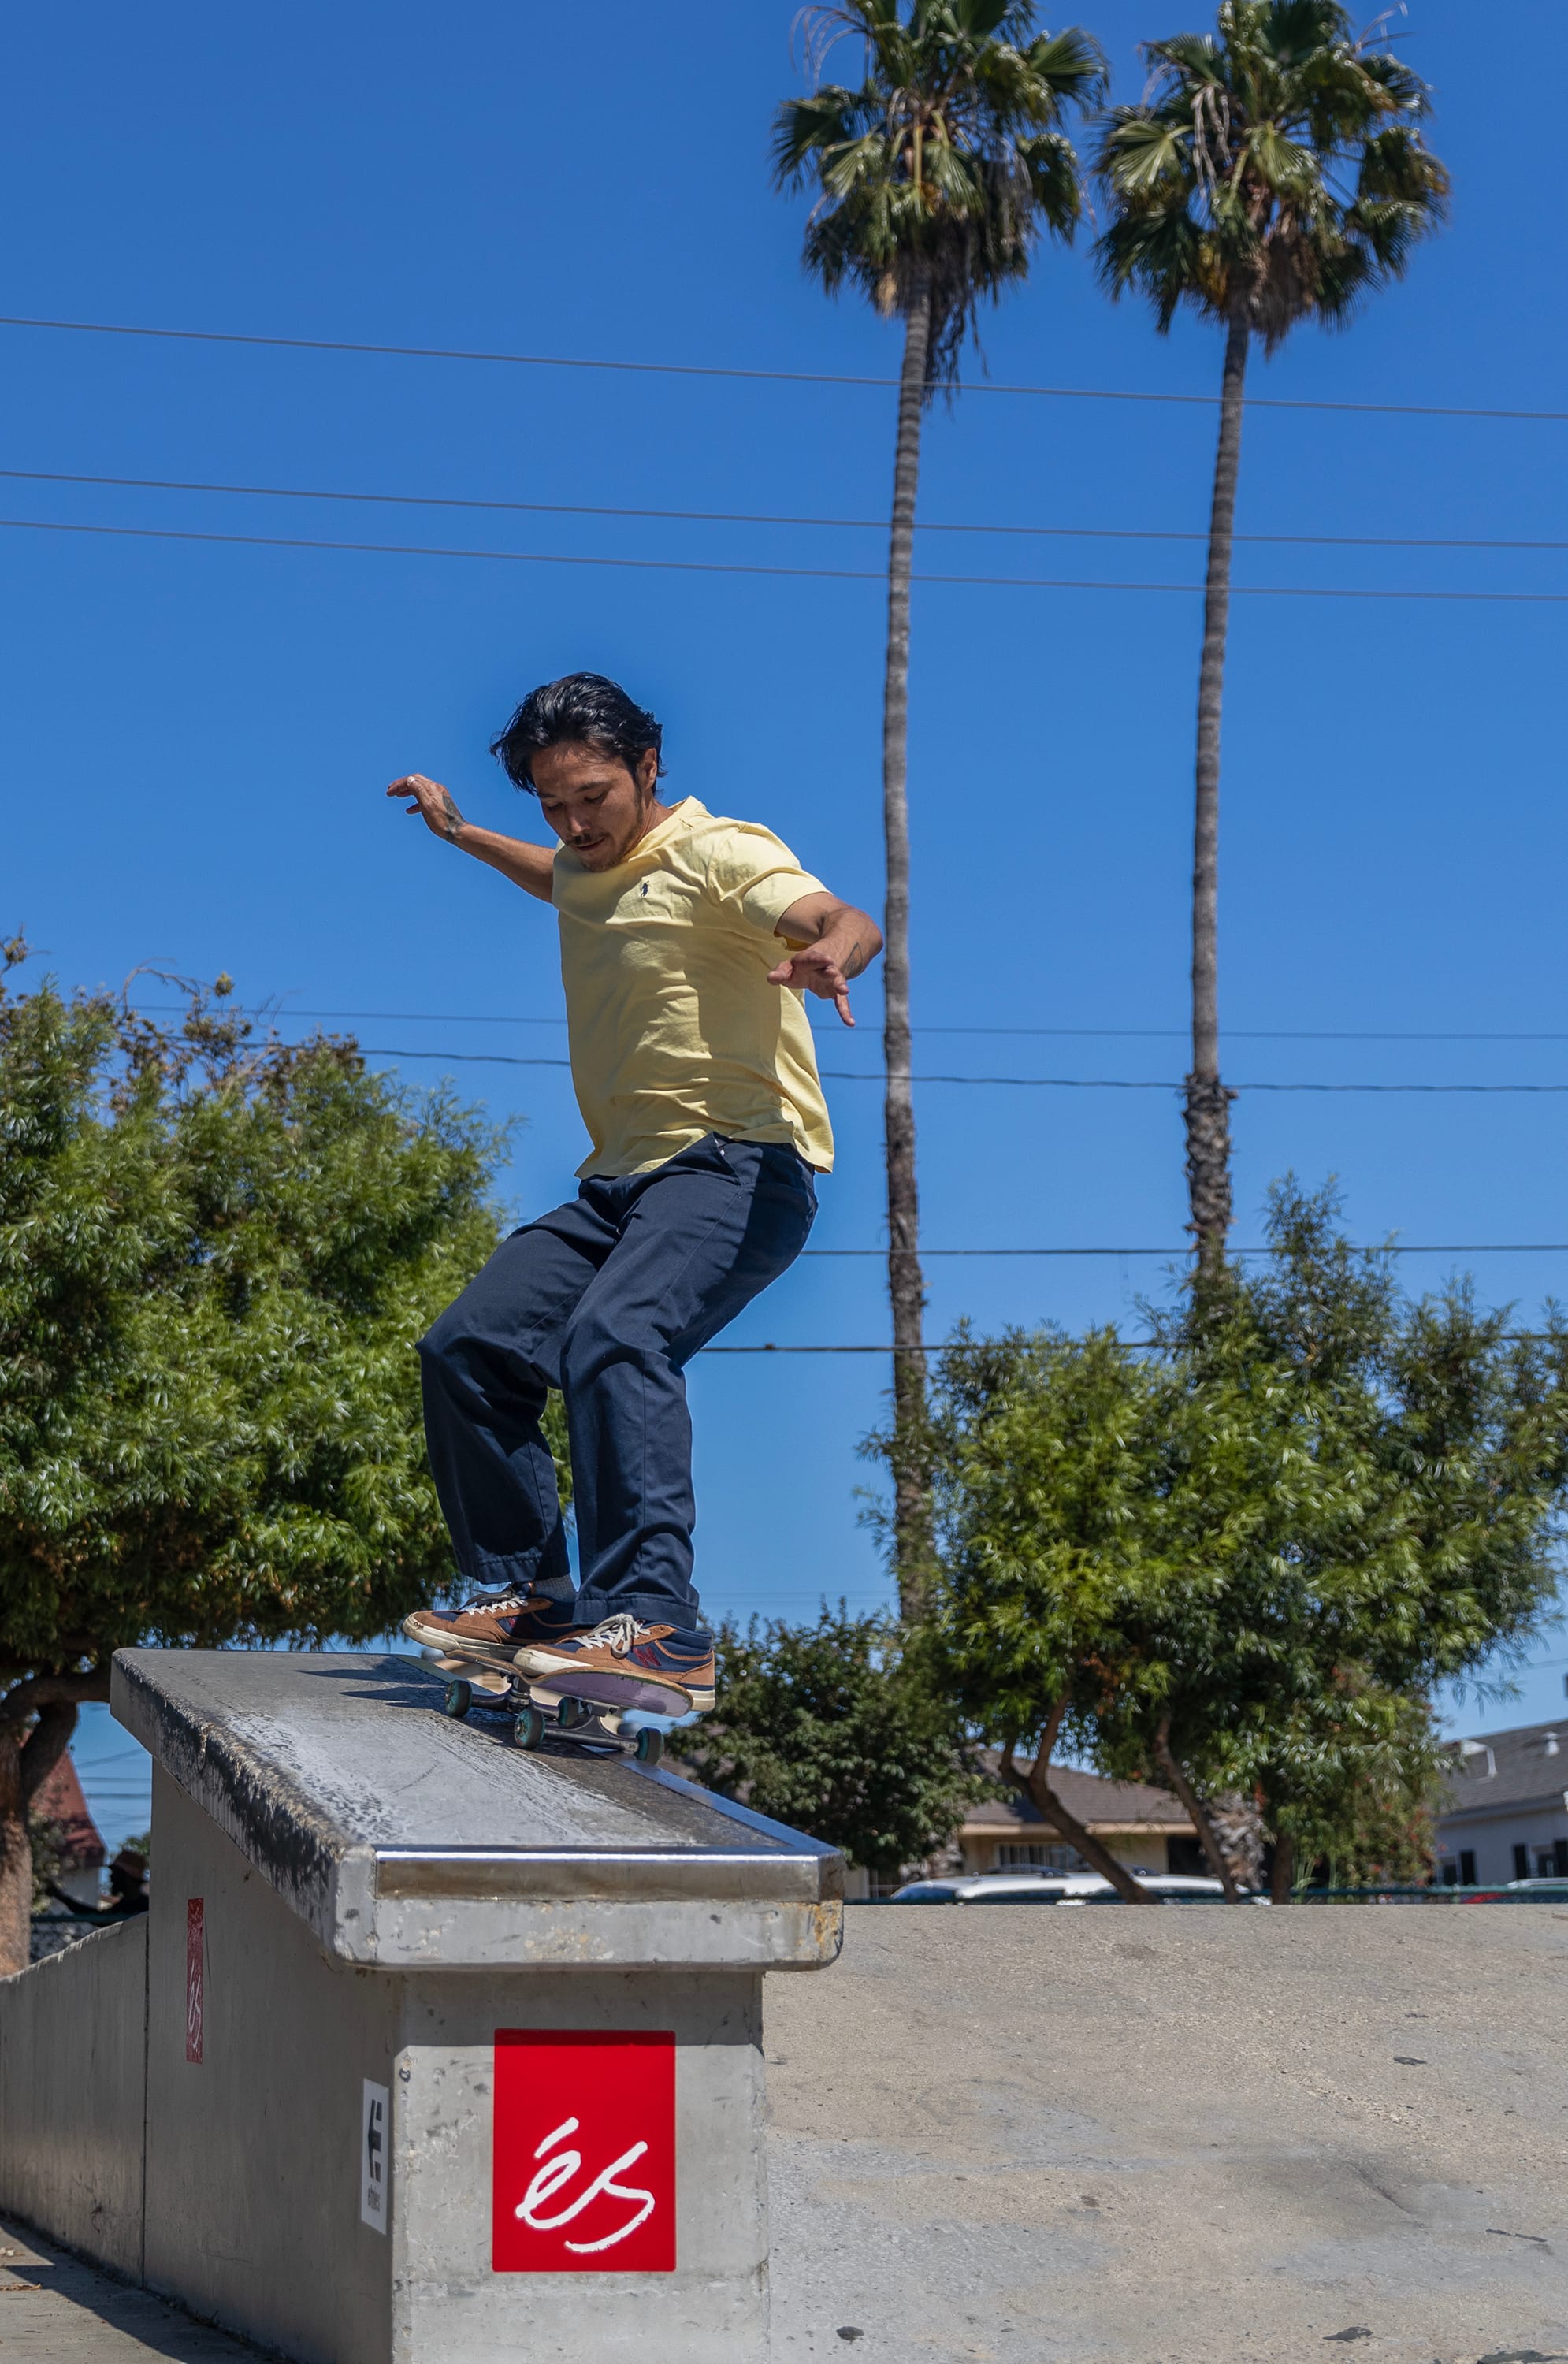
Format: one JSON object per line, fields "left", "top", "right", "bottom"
{"left": 771, "top": 894, "right": 884, "bottom": 1027}
{"left": 384, "top": 774, "right": 556, "bottom": 899}
{"left": 387, "top": 772, "right": 466, "bottom": 841}
{"left": 768, "top": 939, "right": 859, "bottom": 1025}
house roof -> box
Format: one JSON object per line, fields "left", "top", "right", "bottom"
{"left": 1439, "top": 1719, "right": 1568, "bottom": 1822}
{"left": 31, "top": 1754, "right": 107, "bottom": 1869}
{"left": 961, "top": 1754, "right": 1195, "bottom": 1837}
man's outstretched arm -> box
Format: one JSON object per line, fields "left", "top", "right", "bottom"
{"left": 769, "top": 892, "right": 884, "bottom": 1028}
{"left": 386, "top": 772, "right": 555, "bottom": 901}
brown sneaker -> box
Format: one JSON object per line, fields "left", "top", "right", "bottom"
{"left": 512, "top": 1614, "right": 715, "bottom": 1717}
{"left": 403, "top": 1587, "right": 577, "bottom": 1671}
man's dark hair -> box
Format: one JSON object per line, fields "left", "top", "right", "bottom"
{"left": 490, "top": 672, "right": 664, "bottom": 794}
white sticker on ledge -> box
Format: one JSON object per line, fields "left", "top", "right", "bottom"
{"left": 361, "top": 2080, "right": 389, "bottom": 2233}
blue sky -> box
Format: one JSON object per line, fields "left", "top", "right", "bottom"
{"left": 7, "top": 1, "right": 1566, "bottom": 1849}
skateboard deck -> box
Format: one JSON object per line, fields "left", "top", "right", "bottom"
{"left": 419, "top": 1648, "right": 683, "bottom": 1766}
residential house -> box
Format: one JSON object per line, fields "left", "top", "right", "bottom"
{"left": 31, "top": 1753, "right": 106, "bottom": 1909}
{"left": 953, "top": 1756, "right": 1206, "bottom": 1878}
{"left": 839, "top": 1759, "right": 1216, "bottom": 1898}
{"left": 1435, "top": 1719, "right": 1568, "bottom": 1887}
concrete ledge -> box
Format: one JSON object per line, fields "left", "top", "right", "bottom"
{"left": 112, "top": 1648, "right": 842, "bottom": 1969}
{"left": 0, "top": 1650, "right": 846, "bottom": 2360}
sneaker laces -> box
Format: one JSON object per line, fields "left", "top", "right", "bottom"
{"left": 458, "top": 1586, "right": 535, "bottom": 1618}
{"left": 578, "top": 1613, "right": 646, "bottom": 1658}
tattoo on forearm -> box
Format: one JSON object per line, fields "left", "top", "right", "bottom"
{"left": 438, "top": 788, "right": 464, "bottom": 842}
{"left": 843, "top": 940, "right": 865, "bottom": 979}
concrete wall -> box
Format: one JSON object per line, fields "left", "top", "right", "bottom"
{"left": 144, "top": 1765, "right": 399, "bottom": 2364}
{"left": 0, "top": 1913, "right": 147, "bottom": 2278}
{"left": 392, "top": 1968, "right": 765, "bottom": 2362}
{"left": 145, "top": 1766, "right": 768, "bottom": 2364}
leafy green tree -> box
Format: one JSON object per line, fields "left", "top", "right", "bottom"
{"left": 908, "top": 1183, "right": 1568, "bottom": 1899}
{"left": 907, "top": 1324, "right": 1191, "bottom": 1898}
{"left": 1267, "top": 1682, "right": 1440, "bottom": 1891}
{"left": 1149, "top": 1187, "right": 1565, "bottom": 1894}
{"left": 1094, "top": 4, "right": 1447, "bottom": 1280}
{"left": 1293, "top": 1697, "right": 1439, "bottom": 1890}
{"left": 28, "top": 1812, "right": 74, "bottom": 1911}
{"left": 670, "top": 1604, "right": 983, "bottom": 1879}
{"left": 0, "top": 948, "right": 507, "bottom": 1972}
{"left": 775, "top": 3, "right": 1103, "bottom": 1598}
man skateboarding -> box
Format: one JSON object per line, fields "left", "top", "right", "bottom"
{"left": 388, "top": 673, "right": 882, "bottom": 1724}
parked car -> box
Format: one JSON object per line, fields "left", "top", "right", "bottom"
{"left": 890, "top": 1870, "right": 1246, "bottom": 1905}
{"left": 1461, "top": 1877, "right": 1568, "bottom": 1903}
{"left": 1053, "top": 1873, "right": 1245, "bottom": 1905}
{"left": 890, "top": 1872, "right": 1103, "bottom": 1905}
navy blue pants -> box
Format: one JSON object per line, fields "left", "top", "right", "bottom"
{"left": 417, "top": 1135, "right": 817, "bottom": 1633}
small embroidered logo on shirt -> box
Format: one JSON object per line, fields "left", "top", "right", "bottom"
{"left": 638, "top": 883, "right": 649, "bottom": 897}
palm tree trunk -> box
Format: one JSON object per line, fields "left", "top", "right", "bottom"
{"left": 883, "top": 283, "right": 932, "bottom": 1613}
{"left": 1185, "top": 308, "right": 1248, "bottom": 1287}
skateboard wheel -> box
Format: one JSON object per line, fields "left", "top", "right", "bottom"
{"left": 442, "top": 1679, "right": 473, "bottom": 1720}
{"left": 557, "top": 1697, "right": 594, "bottom": 1730}
{"left": 512, "top": 1704, "right": 548, "bottom": 1751}
{"left": 633, "top": 1727, "right": 663, "bottom": 1767}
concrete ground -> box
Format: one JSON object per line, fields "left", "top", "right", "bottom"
{"left": 0, "top": 2221, "right": 256, "bottom": 2358}
{"left": 765, "top": 1905, "right": 1568, "bottom": 2363}
{"left": 8, "top": 1906, "right": 1566, "bottom": 2362}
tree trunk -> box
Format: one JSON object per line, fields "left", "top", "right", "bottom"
{"left": 1269, "top": 1827, "right": 1296, "bottom": 1905}
{"left": 0, "top": 1679, "right": 103, "bottom": 1976}
{"left": 1153, "top": 1718, "right": 1241, "bottom": 1901}
{"left": 1185, "top": 309, "right": 1248, "bottom": 1288}
{"left": 0, "top": 1731, "right": 30, "bottom": 1976}
{"left": 883, "top": 284, "right": 933, "bottom": 1613}
{"left": 1206, "top": 1790, "right": 1267, "bottom": 1892}
{"left": 1001, "top": 1720, "right": 1155, "bottom": 1904}
{"left": 0, "top": 1704, "right": 83, "bottom": 1975}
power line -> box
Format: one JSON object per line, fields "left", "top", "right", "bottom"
{"left": 8, "top": 466, "right": 1563, "bottom": 556}
{"left": 360, "top": 1046, "right": 571, "bottom": 1069}
{"left": 349, "top": 1046, "right": 1568, "bottom": 1091}
{"left": 9, "top": 515, "right": 1568, "bottom": 605}
{"left": 3, "top": 313, "right": 1564, "bottom": 425}
{"left": 799, "top": 1244, "right": 1568, "bottom": 1258}
{"left": 700, "top": 1334, "right": 1568, "bottom": 1353}
{"left": 146, "top": 1002, "right": 571, "bottom": 1030}
{"left": 921, "top": 1028, "right": 1568, "bottom": 1043}
{"left": 139, "top": 1006, "right": 1568, "bottom": 1044}
{"left": 162, "top": 1024, "right": 1568, "bottom": 1092}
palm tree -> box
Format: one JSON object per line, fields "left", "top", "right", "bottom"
{"left": 775, "top": 1, "right": 1103, "bottom": 1605}
{"left": 1094, "top": 1, "right": 1447, "bottom": 1285}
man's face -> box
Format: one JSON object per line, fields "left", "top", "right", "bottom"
{"left": 532, "top": 741, "right": 662, "bottom": 871}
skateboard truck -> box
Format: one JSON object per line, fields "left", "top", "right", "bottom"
{"left": 423, "top": 1653, "right": 669, "bottom": 1766}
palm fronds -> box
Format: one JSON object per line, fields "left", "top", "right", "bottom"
{"left": 1094, "top": 0, "right": 1447, "bottom": 348}
{"left": 777, "top": 1, "right": 1105, "bottom": 390}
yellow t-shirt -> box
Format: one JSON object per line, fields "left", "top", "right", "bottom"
{"left": 552, "top": 797, "right": 836, "bottom": 1178}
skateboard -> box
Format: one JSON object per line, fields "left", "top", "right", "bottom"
{"left": 420, "top": 1649, "right": 679, "bottom": 1766}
